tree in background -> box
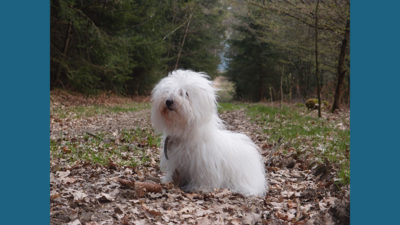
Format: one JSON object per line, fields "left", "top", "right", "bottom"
{"left": 226, "top": 13, "right": 282, "bottom": 101}
{"left": 51, "top": 0, "right": 350, "bottom": 111}
{"left": 331, "top": 19, "right": 350, "bottom": 112}
{"left": 51, "top": 0, "right": 225, "bottom": 95}
{"left": 163, "top": 0, "right": 226, "bottom": 78}
{"left": 226, "top": 0, "right": 350, "bottom": 109}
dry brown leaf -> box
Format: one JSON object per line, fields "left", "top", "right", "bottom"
{"left": 287, "top": 199, "right": 297, "bottom": 208}
{"left": 63, "top": 146, "right": 71, "bottom": 153}
{"left": 85, "top": 222, "right": 99, "bottom": 225}
{"left": 71, "top": 190, "right": 87, "bottom": 201}
{"left": 141, "top": 203, "right": 162, "bottom": 217}
{"left": 135, "top": 181, "right": 162, "bottom": 193}
{"left": 118, "top": 178, "right": 136, "bottom": 189}
{"left": 61, "top": 177, "right": 77, "bottom": 184}
{"left": 56, "top": 170, "right": 70, "bottom": 178}
{"left": 97, "top": 193, "right": 115, "bottom": 202}
{"left": 50, "top": 193, "right": 60, "bottom": 200}
{"left": 66, "top": 219, "right": 82, "bottom": 225}
{"left": 275, "top": 212, "right": 288, "bottom": 221}
{"left": 294, "top": 219, "right": 308, "bottom": 225}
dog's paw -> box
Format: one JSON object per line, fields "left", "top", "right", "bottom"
{"left": 160, "top": 176, "right": 173, "bottom": 184}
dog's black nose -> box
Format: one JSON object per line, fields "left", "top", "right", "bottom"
{"left": 166, "top": 99, "right": 174, "bottom": 107}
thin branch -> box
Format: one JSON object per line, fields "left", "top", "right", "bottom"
{"left": 162, "top": 17, "right": 192, "bottom": 41}
{"left": 247, "top": 0, "right": 337, "bottom": 33}
{"left": 174, "top": 7, "right": 194, "bottom": 70}
{"left": 86, "top": 132, "right": 103, "bottom": 141}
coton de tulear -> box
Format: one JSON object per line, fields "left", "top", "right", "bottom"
{"left": 151, "top": 70, "right": 267, "bottom": 196}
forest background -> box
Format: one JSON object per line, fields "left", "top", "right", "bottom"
{"left": 51, "top": 0, "right": 350, "bottom": 113}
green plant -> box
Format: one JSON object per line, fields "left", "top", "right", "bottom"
{"left": 246, "top": 104, "right": 350, "bottom": 185}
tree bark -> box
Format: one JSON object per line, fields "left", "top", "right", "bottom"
{"left": 288, "top": 73, "right": 292, "bottom": 103}
{"left": 296, "top": 79, "right": 301, "bottom": 100}
{"left": 314, "top": 0, "right": 321, "bottom": 117}
{"left": 55, "top": 20, "right": 73, "bottom": 87}
{"left": 331, "top": 19, "right": 350, "bottom": 113}
{"left": 174, "top": 10, "right": 193, "bottom": 70}
{"left": 280, "top": 66, "right": 284, "bottom": 108}
{"left": 269, "top": 86, "right": 273, "bottom": 104}
{"left": 258, "top": 73, "right": 266, "bottom": 101}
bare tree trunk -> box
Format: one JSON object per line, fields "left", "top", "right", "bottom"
{"left": 258, "top": 70, "right": 267, "bottom": 101}
{"left": 288, "top": 73, "right": 292, "bottom": 103}
{"left": 331, "top": 19, "right": 350, "bottom": 113}
{"left": 346, "top": 72, "right": 350, "bottom": 105}
{"left": 269, "top": 86, "right": 273, "bottom": 104}
{"left": 296, "top": 78, "right": 301, "bottom": 100}
{"left": 174, "top": 10, "right": 193, "bottom": 70}
{"left": 55, "top": 21, "right": 73, "bottom": 87}
{"left": 166, "top": 1, "right": 177, "bottom": 61}
{"left": 280, "top": 67, "right": 284, "bottom": 108}
{"left": 314, "top": 0, "right": 321, "bottom": 118}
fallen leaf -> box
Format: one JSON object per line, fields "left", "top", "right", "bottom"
{"left": 66, "top": 219, "right": 82, "bottom": 225}
{"left": 97, "top": 193, "right": 115, "bottom": 202}
{"left": 287, "top": 200, "right": 297, "bottom": 208}
{"left": 135, "top": 181, "right": 162, "bottom": 197}
{"left": 142, "top": 203, "right": 162, "bottom": 217}
{"left": 71, "top": 190, "right": 87, "bottom": 201}
{"left": 61, "top": 177, "right": 77, "bottom": 184}
{"left": 118, "top": 178, "right": 136, "bottom": 189}
{"left": 56, "top": 170, "right": 70, "bottom": 178}
{"left": 85, "top": 222, "right": 99, "bottom": 225}
{"left": 50, "top": 192, "right": 60, "bottom": 200}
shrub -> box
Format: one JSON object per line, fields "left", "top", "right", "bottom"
{"left": 305, "top": 98, "right": 318, "bottom": 110}
{"left": 305, "top": 98, "right": 331, "bottom": 111}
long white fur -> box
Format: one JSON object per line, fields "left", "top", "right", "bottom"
{"left": 151, "top": 70, "right": 267, "bottom": 196}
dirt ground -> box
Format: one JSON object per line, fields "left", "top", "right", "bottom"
{"left": 50, "top": 93, "right": 349, "bottom": 225}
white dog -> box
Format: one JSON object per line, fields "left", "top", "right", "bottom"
{"left": 151, "top": 70, "right": 267, "bottom": 196}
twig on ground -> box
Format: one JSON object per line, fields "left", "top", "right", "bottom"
{"left": 266, "top": 137, "right": 282, "bottom": 167}
{"left": 86, "top": 131, "right": 103, "bottom": 141}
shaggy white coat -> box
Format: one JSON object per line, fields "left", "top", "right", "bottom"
{"left": 151, "top": 70, "right": 267, "bottom": 196}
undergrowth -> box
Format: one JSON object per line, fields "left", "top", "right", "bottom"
{"left": 50, "top": 128, "right": 160, "bottom": 168}
{"left": 52, "top": 102, "right": 150, "bottom": 119}
{"left": 246, "top": 104, "right": 350, "bottom": 185}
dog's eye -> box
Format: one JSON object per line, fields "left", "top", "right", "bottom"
{"left": 186, "top": 92, "right": 189, "bottom": 98}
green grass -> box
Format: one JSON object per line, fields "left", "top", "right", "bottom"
{"left": 218, "top": 102, "right": 247, "bottom": 113}
{"left": 50, "top": 128, "right": 161, "bottom": 168}
{"left": 246, "top": 104, "right": 350, "bottom": 185}
{"left": 52, "top": 102, "right": 150, "bottom": 119}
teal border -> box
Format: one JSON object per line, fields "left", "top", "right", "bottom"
{"left": 351, "top": 1, "right": 400, "bottom": 224}
{"left": 1, "top": 0, "right": 399, "bottom": 224}
{"left": 0, "top": 1, "right": 49, "bottom": 224}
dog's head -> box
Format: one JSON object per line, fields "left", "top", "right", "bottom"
{"left": 151, "top": 70, "right": 218, "bottom": 136}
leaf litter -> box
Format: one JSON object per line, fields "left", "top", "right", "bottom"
{"left": 50, "top": 93, "right": 349, "bottom": 225}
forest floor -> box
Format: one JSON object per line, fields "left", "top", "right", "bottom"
{"left": 50, "top": 90, "right": 350, "bottom": 225}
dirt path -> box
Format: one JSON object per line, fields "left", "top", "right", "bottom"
{"left": 50, "top": 105, "right": 349, "bottom": 225}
